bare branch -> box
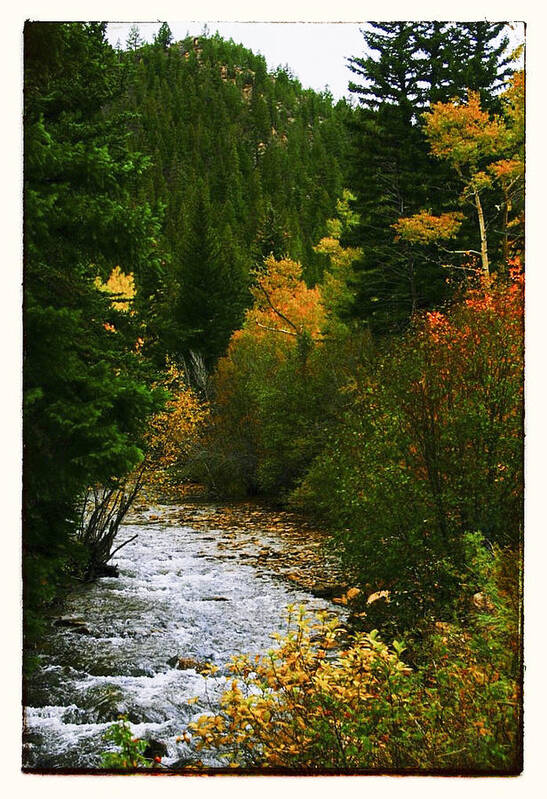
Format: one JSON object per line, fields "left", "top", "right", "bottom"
{"left": 255, "top": 321, "right": 298, "bottom": 337}
{"left": 106, "top": 534, "right": 138, "bottom": 562}
{"left": 257, "top": 282, "right": 300, "bottom": 333}
{"left": 439, "top": 246, "right": 482, "bottom": 256}
{"left": 76, "top": 464, "right": 146, "bottom": 580}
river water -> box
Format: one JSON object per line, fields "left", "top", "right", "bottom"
{"left": 23, "top": 503, "right": 342, "bottom": 771}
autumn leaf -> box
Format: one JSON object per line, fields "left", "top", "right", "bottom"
{"left": 393, "top": 211, "right": 464, "bottom": 245}
{"left": 95, "top": 266, "right": 136, "bottom": 312}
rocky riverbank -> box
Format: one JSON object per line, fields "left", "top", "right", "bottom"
{"left": 127, "top": 495, "right": 349, "bottom": 599}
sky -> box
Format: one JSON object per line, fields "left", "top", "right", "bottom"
{"left": 106, "top": 20, "right": 525, "bottom": 102}
{"left": 107, "top": 21, "right": 367, "bottom": 100}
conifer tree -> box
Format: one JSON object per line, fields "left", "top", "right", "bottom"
{"left": 345, "top": 21, "right": 516, "bottom": 333}
{"left": 448, "top": 22, "right": 512, "bottom": 106}
{"left": 171, "top": 191, "right": 247, "bottom": 371}
{"left": 24, "top": 22, "right": 163, "bottom": 631}
{"left": 154, "top": 22, "right": 173, "bottom": 50}
{"left": 126, "top": 23, "right": 143, "bottom": 51}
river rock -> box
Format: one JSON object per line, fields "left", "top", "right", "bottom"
{"left": 202, "top": 596, "right": 229, "bottom": 602}
{"left": 168, "top": 756, "right": 201, "bottom": 770}
{"left": 174, "top": 656, "right": 211, "bottom": 673}
{"left": 168, "top": 655, "right": 211, "bottom": 673}
{"left": 95, "top": 563, "right": 119, "bottom": 578}
{"left": 61, "top": 705, "right": 89, "bottom": 724}
{"left": 53, "top": 617, "right": 92, "bottom": 634}
{"left": 143, "top": 738, "right": 168, "bottom": 760}
{"left": 54, "top": 616, "right": 88, "bottom": 628}
{"left": 82, "top": 684, "right": 126, "bottom": 723}
{"left": 309, "top": 583, "right": 347, "bottom": 599}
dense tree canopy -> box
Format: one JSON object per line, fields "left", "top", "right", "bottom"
{"left": 24, "top": 22, "right": 164, "bottom": 631}
{"left": 109, "top": 30, "right": 351, "bottom": 367}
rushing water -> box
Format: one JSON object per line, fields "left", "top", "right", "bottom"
{"left": 23, "top": 504, "right": 341, "bottom": 771}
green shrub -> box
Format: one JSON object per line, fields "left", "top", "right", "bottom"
{"left": 291, "top": 273, "right": 523, "bottom": 628}
{"left": 101, "top": 717, "right": 151, "bottom": 770}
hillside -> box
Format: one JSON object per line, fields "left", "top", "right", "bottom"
{"left": 116, "top": 31, "right": 352, "bottom": 367}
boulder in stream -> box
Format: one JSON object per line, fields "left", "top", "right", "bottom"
{"left": 53, "top": 617, "right": 92, "bottom": 635}
{"left": 143, "top": 738, "right": 168, "bottom": 759}
{"left": 309, "top": 583, "right": 348, "bottom": 600}
{"left": 81, "top": 684, "right": 126, "bottom": 723}
{"left": 95, "top": 563, "right": 120, "bottom": 578}
{"left": 167, "top": 655, "right": 212, "bottom": 674}
{"left": 182, "top": 657, "right": 210, "bottom": 673}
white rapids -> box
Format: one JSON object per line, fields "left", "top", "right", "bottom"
{"left": 23, "top": 505, "right": 341, "bottom": 770}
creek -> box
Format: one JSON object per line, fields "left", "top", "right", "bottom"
{"left": 23, "top": 501, "right": 344, "bottom": 771}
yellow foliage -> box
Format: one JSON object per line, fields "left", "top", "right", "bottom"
{"left": 247, "top": 256, "right": 327, "bottom": 344}
{"left": 315, "top": 236, "right": 361, "bottom": 324}
{"left": 182, "top": 582, "right": 520, "bottom": 772}
{"left": 186, "top": 606, "right": 412, "bottom": 770}
{"left": 95, "top": 266, "right": 136, "bottom": 312}
{"left": 423, "top": 91, "right": 507, "bottom": 170}
{"left": 145, "top": 361, "right": 209, "bottom": 490}
{"left": 414, "top": 82, "right": 524, "bottom": 268}
{"left": 209, "top": 255, "right": 328, "bottom": 433}
{"left": 393, "top": 210, "right": 464, "bottom": 245}
{"left": 313, "top": 190, "right": 362, "bottom": 325}
{"left": 422, "top": 83, "right": 524, "bottom": 203}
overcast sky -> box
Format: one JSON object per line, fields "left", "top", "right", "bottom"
{"left": 106, "top": 21, "right": 525, "bottom": 102}
{"left": 107, "top": 21, "right": 368, "bottom": 99}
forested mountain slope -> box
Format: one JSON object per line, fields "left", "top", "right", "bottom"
{"left": 115, "top": 31, "right": 351, "bottom": 367}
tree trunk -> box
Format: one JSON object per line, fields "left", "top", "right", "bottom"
{"left": 502, "top": 190, "right": 512, "bottom": 263}
{"left": 473, "top": 186, "right": 490, "bottom": 277}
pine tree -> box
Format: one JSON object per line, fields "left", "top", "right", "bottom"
{"left": 154, "top": 22, "right": 173, "bottom": 50}
{"left": 347, "top": 23, "right": 422, "bottom": 120}
{"left": 448, "top": 22, "right": 513, "bottom": 106}
{"left": 126, "top": 23, "right": 144, "bottom": 51}
{"left": 251, "top": 203, "right": 291, "bottom": 265}
{"left": 24, "top": 22, "right": 163, "bottom": 632}
{"left": 344, "top": 24, "right": 438, "bottom": 330}
{"left": 171, "top": 191, "right": 247, "bottom": 371}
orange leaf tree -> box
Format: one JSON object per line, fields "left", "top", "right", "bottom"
{"left": 195, "top": 255, "right": 357, "bottom": 495}
{"left": 144, "top": 360, "right": 209, "bottom": 496}
{"left": 395, "top": 73, "right": 524, "bottom": 275}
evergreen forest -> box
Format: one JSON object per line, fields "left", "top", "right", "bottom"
{"left": 23, "top": 21, "right": 524, "bottom": 774}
